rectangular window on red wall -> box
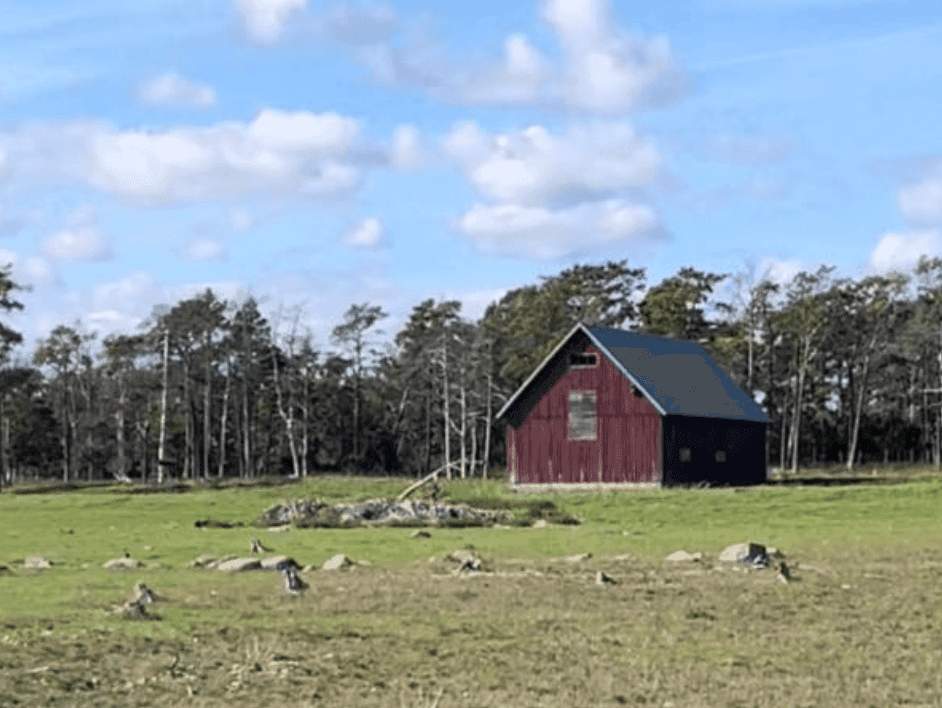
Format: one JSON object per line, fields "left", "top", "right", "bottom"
{"left": 568, "top": 390, "right": 597, "bottom": 440}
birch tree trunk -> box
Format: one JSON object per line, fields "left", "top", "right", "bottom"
{"left": 483, "top": 370, "right": 492, "bottom": 478}
{"left": 273, "top": 348, "right": 300, "bottom": 477}
{"left": 157, "top": 329, "right": 169, "bottom": 484}
{"left": 442, "top": 339, "right": 451, "bottom": 480}
{"left": 203, "top": 338, "right": 212, "bottom": 481}
{"left": 218, "top": 358, "right": 231, "bottom": 479}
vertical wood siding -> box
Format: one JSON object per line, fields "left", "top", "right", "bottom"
{"left": 507, "top": 344, "right": 661, "bottom": 484}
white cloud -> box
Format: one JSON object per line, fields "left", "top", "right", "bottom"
{"left": 180, "top": 238, "right": 229, "bottom": 261}
{"left": 898, "top": 177, "right": 942, "bottom": 223}
{"left": 248, "top": 109, "right": 361, "bottom": 154}
{"left": 0, "top": 109, "right": 378, "bottom": 203}
{"left": 455, "top": 199, "right": 662, "bottom": 260}
{"left": 461, "top": 34, "right": 549, "bottom": 105}
{"left": 236, "top": 0, "right": 307, "bottom": 42}
{"left": 22, "top": 256, "right": 57, "bottom": 288}
{"left": 542, "top": 0, "right": 686, "bottom": 112}
{"left": 41, "top": 227, "right": 113, "bottom": 262}
{"left": 137, "top": 73, "right": 217, "bottom": 108}
{"left": 340, "top": 217, "right": 387, "bottom": 250}
{"left": 351, "top": 0, "right": 685, "bottom": 112}
{"left": 869, "top": 229, "right": 941, "bottom": 272}
{"left": 93, "top": 270, "right": 159, "bottom": 307}
{"left": 390, "top": 124, "right": 424, "bottom": 170}
{"left": 444, "top": 121, "right": 661, "bottom": 205}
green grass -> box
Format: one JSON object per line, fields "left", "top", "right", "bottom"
{"left": 2, "top": 473, "right": 942, "bottom": 706}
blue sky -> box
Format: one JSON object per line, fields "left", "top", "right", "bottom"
{"left": 1, "top": 0, "right": 941, "bottom": 355}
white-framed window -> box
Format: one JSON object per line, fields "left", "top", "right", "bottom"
{"left": 679, "top": 447, "right": 691, "bottom": 462}
{"left": 568, "top": 390, "right": 597, "bottom": 441}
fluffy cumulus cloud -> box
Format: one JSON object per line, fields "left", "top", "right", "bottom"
{"left": 390, "top": 124, "right": 424, "bottom": 170}
{"left": 869, "top": 229, "right": 942, "bottom": 273}
{"left": 455, "top": 200, "right": 661, "bottom": 260}
{"left": 444, "top": 120, "right": 661, "bottom": 205}
{"left": 898, "top": 176, "right": 942, "bottom": 223}
{"left": 41, "top": 227, "right": 113, "bottom": 262}
{"left": 541, "top": 0, "right": 685, "bottom": 112}
{"left": 340, "top": 217, "right": 387, "bottom": 250}
{"left": 137, "top": 73, "right": 217, "bottom": 108}
{"left": 461, "top": 34, "right": 549, "bottom": 105}
{"left": 444, "top": 120, "right": 665, "bottom": 259}
{"left": 346, "top": 0, "right": 685, "bottom": 112}
{"left": 0, "top": 109, "right": 418, "bottom": 204}
{"left": 236, "top": 0, "right": 308, "bottom": 42}
{"left": 0, "top": 109, "right": 375, "bottom": 203}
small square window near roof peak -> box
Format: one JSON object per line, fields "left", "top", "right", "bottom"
{"left": 569, "top": 353, "right": 597, "bottom": 368}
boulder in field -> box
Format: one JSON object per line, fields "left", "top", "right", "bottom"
{"left": 446, "top": 549, "right": 477, "bottom": 565}
{"left": 104, "top": 557, "right": 143, "bottom": 570}
{"left": 190, "top": 554, "right": 218, "bottom": 568}
{"left": 24, "top": 555, "right": 52, "bottom": 570}
{"left": 410, "top": 530, "right": 431, "bottom": 538}
{"left": 718, "top": 542, "right": 769, "bottom": 568}
{"left": 322, "top": 553, "right": 353, "bottom": 571}
{"left": 260, "top": 555, "right": 295, "bottom": 570}
{"left": 564, "top": 553, "right": 592, "bottom": 563}
{"left": 215, "top": 558, "right": 262, "bottom": 572}
{"left": 665, "top": 551, "right": 702, "bottom": 562}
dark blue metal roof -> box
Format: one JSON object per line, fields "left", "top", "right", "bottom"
{"left": 585, "top": 326, "right": 768, "bottom": 423}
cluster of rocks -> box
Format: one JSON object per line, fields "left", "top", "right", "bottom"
{"left": 665, "top": 541, "right": 792, "bottom": 582}
{"left": 260, "top": 498, "right": 512, "bottom": 528}
{"left": 189, "top": 552, "right": 360, "bottom": 573}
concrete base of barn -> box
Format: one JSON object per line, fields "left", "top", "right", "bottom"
{"left": 511, "top": 482, "right": 661, "bottom": 494}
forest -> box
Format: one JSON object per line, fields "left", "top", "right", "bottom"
{"left": 1, "top": 255, "right": 942, "bottom": 486}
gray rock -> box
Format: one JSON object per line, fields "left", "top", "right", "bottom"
{"left": 665, "top": 551, "right": 702, "bottom": 562}
{"left": 322, "top": 553, "right": 353, "bottom": 571}
{"left": 260, "top": 555, "right": 293, "bottom": 570}
{"left": 718, "top": 542, "right": 769, "bottom": 567}
{"left": 216, "top": 557, "right": 262, "bottom": 572}
{"left": 103, "top": 557, "right": 143, "bottom": 570}
{"left": 190, "top": 554, "right": 218, "bottom": 568}
{"left": 410, "top": 530, "right": 431, "bottom": 538}
{"left": 446, "top": 549, "right": 478, "bottom": 564}
{"left": 24, "top": 555, "right": 52, "bottom": 570}
{"left": 532, "top": 519, "right": 549, "bottom": 529}
{"left": 564, "top": 553, "right": 592, "bottom": 563}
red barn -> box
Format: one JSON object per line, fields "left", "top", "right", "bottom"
{"left": 497, "top": 323, "right": 768, "bottom": 487}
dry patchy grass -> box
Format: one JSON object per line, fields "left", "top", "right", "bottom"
{"left": 2, "top": 476, "right": 942, "bottom": 706}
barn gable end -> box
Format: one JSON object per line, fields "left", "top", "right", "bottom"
{"left": 499, "top": 323, "right": 767, "bottom": 487}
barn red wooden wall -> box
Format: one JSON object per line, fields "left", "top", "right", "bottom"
{"left": 507, "top": 345, "right": 661, "bottom": 484}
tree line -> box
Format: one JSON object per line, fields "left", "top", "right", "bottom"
{"left": 1, "top": 255, "right": 942, "bottom": 486}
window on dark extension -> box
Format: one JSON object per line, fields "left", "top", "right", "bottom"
{"left": 679, "top": 447, "right": 691, "bottom": 462}
{"left": 568, "top": 390, "right": 597, "bottom": 441}
{"left": 715, "top": 450, "right": 726, "bottom": 462}
{"left": 569, "top": 352, "right": 597, "bottom": 368}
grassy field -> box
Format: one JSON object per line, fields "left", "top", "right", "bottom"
{"left": 1, "top": 472, "right": 941, "bottom": 707}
